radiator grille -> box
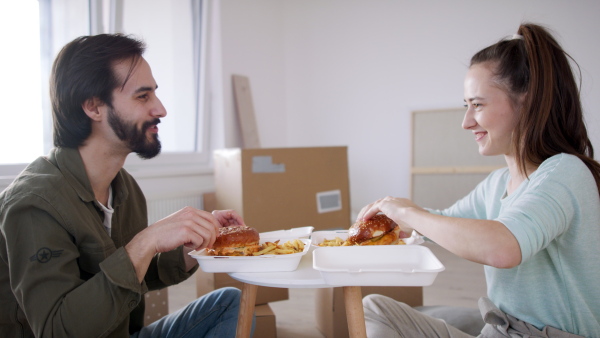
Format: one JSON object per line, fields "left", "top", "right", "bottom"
{"left": 146, "top": 195, "right": 203, "bottom": 224}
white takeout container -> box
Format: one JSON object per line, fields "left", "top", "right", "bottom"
{"left": 310, "top": 230, "right": 349, "bottom": 246}
{"left": 312, "top": 245, "right": 444, "bottom": 286}
{"left": 311, "top": 230, "right": 425, "bottom": 247}
{"left": 188, "top": 238, "right": 311, "bottom": 273}
{"left": 260, "top": 226, "right": 314, "bottom": 241}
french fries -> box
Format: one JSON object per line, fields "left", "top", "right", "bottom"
{"left": 317, "top": 237, "right": 348, "bottom": 247}
{"left": 318, "top": 237, "right": 406, "bottom": 246}
{"left": 252, "top": 239, "right": 305, "bottom": 256}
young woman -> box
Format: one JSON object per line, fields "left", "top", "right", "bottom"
{"left": 360, "top": 23, "right": 600, "bottom": 337}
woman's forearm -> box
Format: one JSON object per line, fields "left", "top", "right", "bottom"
{"left": 402, "top": 207, "right": 522, "bottom": 268}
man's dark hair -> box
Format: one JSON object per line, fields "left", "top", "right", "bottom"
{"left": 50, "top": 34, "right": 146, "bottom": 148}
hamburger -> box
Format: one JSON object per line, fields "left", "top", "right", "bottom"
{"left": 207, "top": 225, "right": 261, "bottom": 256}
{"left": 346, "top": 214, "right": 402, "bottom": 246}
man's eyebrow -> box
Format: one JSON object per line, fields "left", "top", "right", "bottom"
{"left": 134, "top": 85, "right": 158, "bottom": 94}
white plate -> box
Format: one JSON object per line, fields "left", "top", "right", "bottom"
{"left": 189, "top": 238, "right": 311, "bottom": 273}
{"left": 311, "top": 230, "right": 424, "bottom": 247}
{"left": 260, "top": 226, "right": 314, "bottom": 241}
{"left": 313, "top": 245, "right": 444, "bottom": 286}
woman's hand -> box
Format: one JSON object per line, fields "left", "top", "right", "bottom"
{"left": 357, "top": 196, "right": 426, "bottom": 233}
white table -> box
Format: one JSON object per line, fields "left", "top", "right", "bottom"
{"left": 229, "top": 249, "right": 368, "bottom": 338}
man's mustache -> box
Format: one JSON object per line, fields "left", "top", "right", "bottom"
{"left": 142, "top": 118, "right": 161, "bottom": 131}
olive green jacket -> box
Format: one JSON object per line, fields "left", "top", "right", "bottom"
{"left": 0, "top": 148, "right": 196, "bottom": 337}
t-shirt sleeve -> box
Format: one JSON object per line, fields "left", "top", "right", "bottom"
{"left": 495, "top": 161, "right": 578, "bottom": 262}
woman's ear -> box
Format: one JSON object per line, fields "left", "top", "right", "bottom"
{"left": 517, "top": 92, "right": 527, "bottom": 107}
{"left": 81, "top": 97, "right": 105, "bottom": 121}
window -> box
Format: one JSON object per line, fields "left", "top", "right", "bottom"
{"left": 0, "top": 0, "right": 211, "bottom": 176}
{"left": 120, "top": 0, "right": 202, "bottom": 154}
{"left": 0, "top": 1, "right": 44, "bottom": 164}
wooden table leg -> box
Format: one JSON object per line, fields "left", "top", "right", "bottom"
{"left": 344, "top": 286, "right": 367, "bottom": 338}
{"left": 236, "top": 283, "right": 258, "bottom": 338}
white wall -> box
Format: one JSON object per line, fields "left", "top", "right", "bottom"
{"left": 217, "top": 0, "right": 600, "bottom": 216}
{"left": 219, "top": 0, "right": 287, "bottom": 148}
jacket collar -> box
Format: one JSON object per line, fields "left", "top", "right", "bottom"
{"left": 49, "top": 147, "right": 129, "bottom": 207}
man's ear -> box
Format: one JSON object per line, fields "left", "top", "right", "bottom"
{"left": 82, "top": 97, "right": 106, "bottom": 121}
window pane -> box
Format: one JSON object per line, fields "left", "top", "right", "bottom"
{"left": 121, "top": 0, "right": 197, "bottom": 153}
{"left": 0, "top": 1, "right": 200, "bottom": 166}
{"left": 0, "top": 1, "right": 43, "bottom": 164}
{"left": 0, "top": 1, "right": 90, "bottom": 165}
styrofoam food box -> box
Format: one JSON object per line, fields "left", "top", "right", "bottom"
{"left": 311, "top": 230, "right": 424, "bottom": 247}
{"left": 260, "top": 226, "right": 314, "bottom": 241}
{"left": 312, "top": 245, "right": 444, "bottom": 286}
{"left": 310, "top": 230, "right": 349, "bottom": 246}
{"left": 189, "top": 238, "right": 311, "bottom": 273}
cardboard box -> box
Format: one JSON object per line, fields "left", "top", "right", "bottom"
{"left": 196, "top": 269, "right": 289, "bottom": 305}
{"left": 213, "top": 147, "right": 351, "bottom": 233}
{"left": 253, "top": 304, "right": 277, "bottom": 338}
{"left": 144, "top": 289, "right": 169, "bottom": 326}
{"left": 315, "top": 286, "right": 423, "bottom": 338}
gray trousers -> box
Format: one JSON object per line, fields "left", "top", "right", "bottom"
{"left": 363, "top": 294, "right": 475, "bottom": 338}
{"left": 363, "top": 295, "right": 584, "bottom": 338}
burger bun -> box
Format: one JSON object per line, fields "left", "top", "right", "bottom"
{"left": 208, "top": 225, "right": 261, "bottom": 256}
{"left": 347, "top": 214, "right": 401, "bottom": 246}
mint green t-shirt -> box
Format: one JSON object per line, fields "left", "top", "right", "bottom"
{"left": 428, "top": 153, "right": 600, "bottom": 336}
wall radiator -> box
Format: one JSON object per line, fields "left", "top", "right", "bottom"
{"left": 146, "top": 195, "right": 204, "bottom": 224}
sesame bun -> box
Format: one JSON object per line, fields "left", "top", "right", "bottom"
{"left": 208, "top": 226, "right": 261, "bottom": 256}
{"left": 347, "top": 214, "right": 401, "bottom": 246}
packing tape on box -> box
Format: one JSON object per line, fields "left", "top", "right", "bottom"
{"left": 252, "top": 156, "right": 286, "bottom": 173}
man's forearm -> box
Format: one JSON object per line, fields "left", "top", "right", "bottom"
{"left": 125, "top": 232, "right": 156, "bottom": 283}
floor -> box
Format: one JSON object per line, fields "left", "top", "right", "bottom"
{"left": 168, "top": 242, "right": 487, "bottom": 337}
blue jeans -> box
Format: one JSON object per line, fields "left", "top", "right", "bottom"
{"left": 132, "top": 287, "right": 255, "bottom": 338}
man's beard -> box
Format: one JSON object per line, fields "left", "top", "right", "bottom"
{"left": 107, "top": 107, "right": 162, "bottom": 159}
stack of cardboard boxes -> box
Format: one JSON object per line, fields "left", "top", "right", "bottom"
{"left": 143, "top": 289, "right": 169, "bottom": 326}
{"left": 209, "top": 146, "right": 352, "bottom": 337}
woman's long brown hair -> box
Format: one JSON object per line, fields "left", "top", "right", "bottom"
{"left": 470, "top": 23, "right": 600, "bottom": 195}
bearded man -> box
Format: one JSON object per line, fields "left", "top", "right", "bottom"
{"left": 0, "top": 34, "right": 252, "bottom": 338}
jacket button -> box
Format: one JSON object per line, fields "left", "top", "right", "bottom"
{"left": 129, "top": 300, "right": 137, "bottom": 308}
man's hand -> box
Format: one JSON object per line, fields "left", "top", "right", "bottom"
{"left": 125, "top": 206, "right": 222, "bottom": 282}
{"left": 148, "top": 207, "right": 221, "bottom": 252}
